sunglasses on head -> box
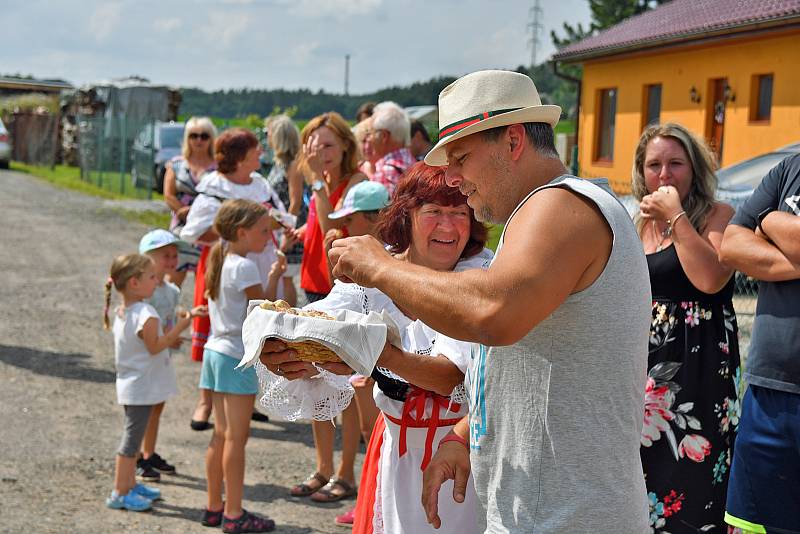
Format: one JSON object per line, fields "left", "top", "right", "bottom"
{"left": 189, "top": 132, "right": 210, "bottom": 140}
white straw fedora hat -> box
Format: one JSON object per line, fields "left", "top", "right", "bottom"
{"left": 424, "top": 70, "right": 561, "bottom": 166}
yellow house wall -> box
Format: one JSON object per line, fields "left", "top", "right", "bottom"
{"left": 577, "top": 31, "right": 800, "bottom": 194}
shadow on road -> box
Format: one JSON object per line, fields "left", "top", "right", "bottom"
{"left": 0, "top": 344, "right": 115, "bottom": 384}
{"left": 248, "top": 422, "right": 316, "bottom": 448}
{"left": 152, "top": 497, "right": 318, "bottom": 533}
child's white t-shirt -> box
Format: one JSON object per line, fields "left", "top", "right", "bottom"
{"left": 206, "top": 253, "right": 262, "bottom": 360}
{"left": 146, "top": 280, "right": 180, "bottom": 331}
{"left": 113, "top": 302, "right": 178, "bottom": 405}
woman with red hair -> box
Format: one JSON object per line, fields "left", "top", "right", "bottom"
{"left": 259, "top": 162, "right": 491, "bottom": 533}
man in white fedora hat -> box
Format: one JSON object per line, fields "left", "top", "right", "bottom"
{"left": 278, "top": 69, "right": 651, "bottom": 531}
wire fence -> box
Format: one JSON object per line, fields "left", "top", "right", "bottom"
{"left": 74, "top": 115, "right": 162, "bottom": 199}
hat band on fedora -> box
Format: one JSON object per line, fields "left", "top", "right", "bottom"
{"left": 438, "top": 108, "right": 521, "bottom": 138}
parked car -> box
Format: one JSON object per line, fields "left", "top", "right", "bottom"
{"left": 716, "top": 141, "right": 800, "bottom": 191}
{"left": 130, "top": 121, "right": 184, "bottom": 192}
{"left": 0, "top": 117, "right": 11, "bottom": 169}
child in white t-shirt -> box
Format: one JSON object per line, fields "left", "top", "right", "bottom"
{"left": 103, "top": 253, "right": 206, "bottom": 512}
{"left": 198, "top": 199, "right": 282, "bottom": 531}
{"left": 137, "top": 229, "right": 183, "bottom": 482}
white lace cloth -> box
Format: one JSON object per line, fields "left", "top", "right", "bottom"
{"left": 253, "top": 359, "right": 354, "bottom": 422}
{"left": 239, "top": 302, "right": 400, "bottom": 421}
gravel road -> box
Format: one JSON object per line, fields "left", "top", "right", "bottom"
{"left": 0, "top": 169, "right": 360, "bottom": 533}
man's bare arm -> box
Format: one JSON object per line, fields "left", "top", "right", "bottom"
{"left": 331, "top": 188, "right": 612, "bottom": 346}
{"left": 720, "top": 224, "right": 800, "bottom": 282}
{"left": 760, "top": 211, "right": 800, "bottom": 264}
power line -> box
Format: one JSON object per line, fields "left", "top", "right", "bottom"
{"left": 527, "top": 0, "right": 543, "bottom": 68}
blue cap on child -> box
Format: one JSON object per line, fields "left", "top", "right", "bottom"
{"left": 329, "top": 181, "right": 390, "bottom": 220}
{"left": 139, "top": 229, "right": 179, "bottom": 254}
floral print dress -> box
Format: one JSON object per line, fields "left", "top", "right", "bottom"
{"left": 642, "top": 245, "right": 741, "bottom": 534}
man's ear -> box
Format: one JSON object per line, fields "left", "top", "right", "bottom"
{"left": 506, "top": 124, "right": 526, "bottom": 162}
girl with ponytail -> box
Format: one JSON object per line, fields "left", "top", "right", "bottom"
{"left": 178, "top": 127, "right": 288, "bottom": 432}
{"left": 103, "top": 254, "right": 206, "bottom": 512}
{"left": 198, "top": 199, "right": 282, "bottom": 532}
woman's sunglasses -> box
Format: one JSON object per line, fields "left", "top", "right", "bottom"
{"left": 188, "top": 132, "right": 211, "bottom": 140}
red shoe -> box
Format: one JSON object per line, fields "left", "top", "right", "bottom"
{"left": 334, "top": 507, "right": 356, "bottom": 525}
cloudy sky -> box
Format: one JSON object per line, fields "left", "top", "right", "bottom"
{"left": 3, "top": 0, "right": 591, "bottom": 94}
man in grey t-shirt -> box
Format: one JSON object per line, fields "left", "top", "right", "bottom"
{"left": 266, "top": 70, "right": 651, "bottom": 532}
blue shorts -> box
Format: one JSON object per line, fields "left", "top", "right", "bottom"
{"left": 199, "top": 348, "right": 258, "bottom": 395}
{"left": 725, "top": 385, "right": 800, "bottom": 533}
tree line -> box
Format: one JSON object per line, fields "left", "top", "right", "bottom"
{"left": 178, "top": 63, "right": 578, "bottom": 122}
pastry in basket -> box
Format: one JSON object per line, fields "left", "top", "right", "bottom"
{"left": 258, "top": 300, "right": 342, "bottom": 364}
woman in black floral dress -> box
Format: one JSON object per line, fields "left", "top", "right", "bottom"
{"left": 633, "top": 123, "right": 741, "bottom": 533}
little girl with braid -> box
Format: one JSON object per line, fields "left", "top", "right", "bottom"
{"left": 103, "top": 253, "right": 206, "bottom": 511}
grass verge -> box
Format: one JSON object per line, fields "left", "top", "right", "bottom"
{"left": 11, "top": 162, "right": 163, "bottom": 200}
{"left": 114, "top": 209, "right": 171, "bottom": 229}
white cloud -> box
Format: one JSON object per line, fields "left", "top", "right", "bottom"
{"left": 154, "top": 17, "right": 182, "bottom": 32}
{"left": 289, "top": 41, "right": 320, "bottom": 66}
{"left": 286, "top": 0, "right": 382, "bottom": 19}
{"left": 461, "top": 25, "right": 528, "bottom": 69}
{"left": 89, "top": 2, "right": 123, "bottom": 43}
{"left": 201, "top": 10, "right": 251, "bottom": 48}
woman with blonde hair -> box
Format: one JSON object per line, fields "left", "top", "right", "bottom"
{"left": 163, "top": 116, "right": 218, "bottom": 288}
{"left": 633, "top": 122, "right": 741, "bottom": 533}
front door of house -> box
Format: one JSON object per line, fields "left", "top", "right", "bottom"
{"left": 707, "top": 78, "right": 727, "bottom": 164}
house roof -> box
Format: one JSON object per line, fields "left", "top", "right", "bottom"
{"left": 553, "top": 0, "right": 800, "bottom": 63}
{"left": 0, "top": 77, "right": 73, "bottom": 92}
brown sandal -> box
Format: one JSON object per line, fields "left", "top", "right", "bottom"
{"left": 290, "top": 472, "right": 329, "bottom": 497}
{"left": 310, "top": 478, "right": 357, "bottom": 503}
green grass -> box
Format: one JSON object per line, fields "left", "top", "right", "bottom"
{"left": 114, "top": 208, "right": 170, "bottom": 228}
{"left": 554, "top": 120, "right": 575, "bottom": 135}
{"left": 486, "top": 223, "right": 503, "bottom": 252}
{"left": 10, "top": 161, "right": 170, "bottom": 227}
{"left": 11, "top": 161, "right": 164, "bottom": 200}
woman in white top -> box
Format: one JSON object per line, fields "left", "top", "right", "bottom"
{"left": 259, "top": 163, "right": 492, "bottom": 534}
{"left": 180, "top": 128, "right": 288, "bottom": 430}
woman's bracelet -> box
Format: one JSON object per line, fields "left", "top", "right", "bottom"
{"left": 664, "top": 210, "right": 686, "bottom": 237}
{"left": 438, "top": 433, "right": 469, "bottom": 450}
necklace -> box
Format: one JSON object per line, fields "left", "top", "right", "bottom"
{"left": 652, "top": 220, "right": 670, "bottom": 252}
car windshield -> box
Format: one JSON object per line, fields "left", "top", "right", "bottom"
{"left": 159, "top": 126, "right": 184, "bottom": 149}
{"left": 717, "top": 153, "right": 793, "bottom": 190}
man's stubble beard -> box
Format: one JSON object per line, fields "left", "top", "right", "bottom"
{"left": 475, "top": 152, "right": 515, "bottom": 225}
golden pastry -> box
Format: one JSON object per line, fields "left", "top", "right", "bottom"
{"left": 258, "top": 300, "right": 342, "bottom": 363}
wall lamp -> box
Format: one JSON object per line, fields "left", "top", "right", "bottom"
{"left": 689, "top": 86, "right": 701, "bottom": 104}
{"left": 723, "top": 81, "right": 736, "bottom": 103}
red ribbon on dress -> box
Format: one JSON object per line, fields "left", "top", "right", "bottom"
{"left": 384, "top": 386, "right": 462, "bottom": 471}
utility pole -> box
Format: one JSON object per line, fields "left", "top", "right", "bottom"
{"left": 527, "top": 0, "right": 543, "bottom": 68}
{"left": 344, "top": 54, "right": 350, "bottom": 96}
